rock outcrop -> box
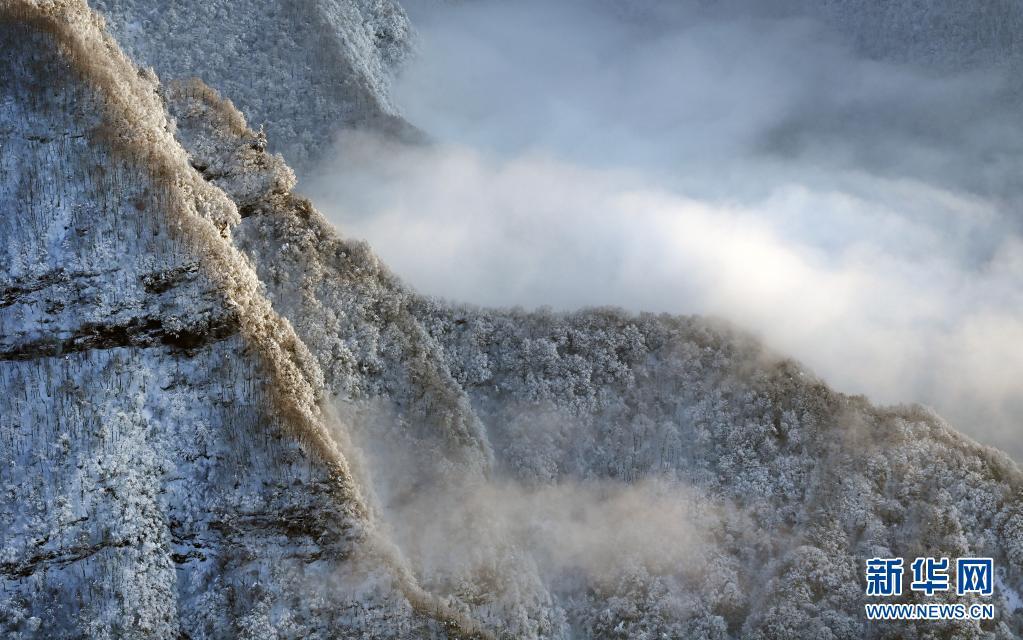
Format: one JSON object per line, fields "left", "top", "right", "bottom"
{"left": 0, "top": 2, "right": 476, "bottom": 637}
{"left": 90, "top": 0, "right": 416, "bottom": 169}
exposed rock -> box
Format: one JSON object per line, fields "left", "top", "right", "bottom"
{"left": 0, "top": 2, "right": 479, "bottom": 637}
{"left": 91, "top": 0, "right": 418, "bottom": 169}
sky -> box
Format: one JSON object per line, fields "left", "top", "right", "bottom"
{"left": 307, "top": 0, "right": 1023, "bottom": 457}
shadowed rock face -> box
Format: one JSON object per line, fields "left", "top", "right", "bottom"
{"left": 3, "top": 1, "right": 1023, "bottom": 638}
{"left": 0, "top": 3, "right": 462, "bottom": 638}
{"left": 91, "top": 0, "right": 417, "bottom": 170}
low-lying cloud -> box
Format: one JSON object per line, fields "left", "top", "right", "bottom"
{"left": 307, "top": 0, "right": 1023, "bottom": 456}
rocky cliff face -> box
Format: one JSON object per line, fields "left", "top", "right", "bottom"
{"left": 90, "top": 0, "right": 416, "bottom": 170}
{"left": 3, "top": 1, "right": 1023, "bottom": 639}
{"left": 0, "top": 2, "right": 472, "bottom": 638}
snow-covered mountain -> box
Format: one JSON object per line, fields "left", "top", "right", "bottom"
{"left": 0, "top": 2, "right": 477, "bottom": 637}
{"left": 91, "top": 0, "right": 416, "bottom": 170}
{"left": 2, "top": 0, "right": 1022, "bottom": 638}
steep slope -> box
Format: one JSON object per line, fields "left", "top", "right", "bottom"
{"left": 90, "top": 0, "right": 416, "bottom": 169}
{"left": 0, "top": 2, "right": 475, "bottom": 637}
{"left": 419, "top": 304, "right": 1023, "bottom": 638}
{"left": 164, "top": 77, "right": 492, "bottom": 489}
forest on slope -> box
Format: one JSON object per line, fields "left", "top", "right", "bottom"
{"left": 1, "top": 0, "right": 1022, "bottom": 638}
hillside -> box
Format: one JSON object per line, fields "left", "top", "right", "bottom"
{"left": 1, "top": 0, "right": 1022, "bottom": 638}
{"left": 0, "top": 1, "right": 477, "bottom": 637}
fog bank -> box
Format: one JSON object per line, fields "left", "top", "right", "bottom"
{"left": 308, "top": 0, "right": 1023, "bottom": 456}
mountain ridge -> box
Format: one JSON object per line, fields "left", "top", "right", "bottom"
{"left": 0, "top": 1, "right": 487, "bottom": 636}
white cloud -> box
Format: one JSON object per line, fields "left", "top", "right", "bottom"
{"left": 308, "top": 0, "right": 1023, "bottom": 456}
